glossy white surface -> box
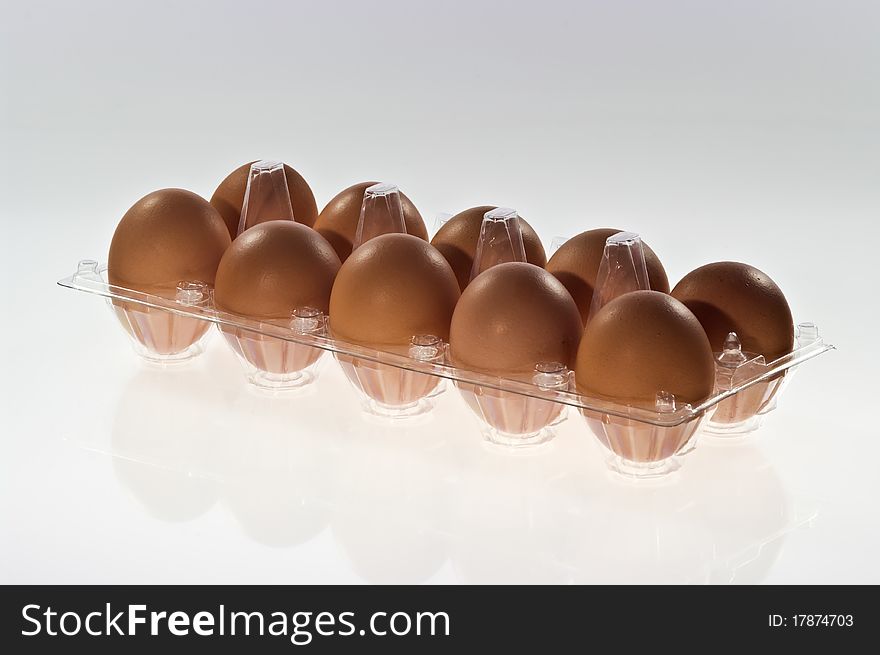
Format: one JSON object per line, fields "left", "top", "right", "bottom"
{"left": 1, "top": 0, "right": 877, "bottom": 584}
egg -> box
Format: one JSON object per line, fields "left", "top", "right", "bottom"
{"left": 449, "top": 262, "right": 582, "bottom": 376}
{"left": 329, "top": 233, "right": 459, "bottom": 347}
{"left": 109, "top": 188, "right": 231, "bottom": 294}
{"left": 448, "top": 262, "right": 581, "bottom": 441}
{"left": 575, "top": 290, "right": 715, "bottom": 407}
{"left": 210, "top": 161, "right": 318, "bottom": 239}
{"left": 329, "top": 233, "right": 459, "bottom": 409}
{"left": 671, "top": 262, "right": 794, "bottom": 362}
{"left": 431, "top": 206, "right": 547, "bottom": 291}
{"left": 108, "top": 188, "right": 231, "bottom": 356}
{"left": 214, "top": 221, "right": 340, "bottom": 319}
{"left": 314, "top": 182, "right": 428, "bottom": 262}
{"left": 213, "top": 221, "right": 340, "bottom": 380}
{"left": 546, "top": 228, "right": 669, "bottom": 325}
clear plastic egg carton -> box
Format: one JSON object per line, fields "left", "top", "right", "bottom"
{"left": 61, "top": 161, "right": 832, "bottom": 479}
{"left": 58, "top": 258, "right": 832, "bottom": 480}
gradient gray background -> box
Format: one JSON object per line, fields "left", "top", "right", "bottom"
{"left": 1, "top": 1, "right": 877, "bottom": 583}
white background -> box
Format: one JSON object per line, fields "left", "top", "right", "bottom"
{"left": 1, "top": 0, "right": 877, "bottom": 583}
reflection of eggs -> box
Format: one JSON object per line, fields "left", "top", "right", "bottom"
{"left": 547, "top": 228, "right": 669, "bottom": 325}
{"left": 672, "top": 262, "right": 794, "bottom": 362}
{"left": 108, "top": 188, "right": 230, "bottom": 294}
{"left": 210, "top": 161, "right": 318, "bottom": 239}
{"left": 449, "top": 262, "right": 582, "bottom": 376}
{"left": 449, "top": 445, "right": 576, "bottom": 583}
{"left": 214, "top": 221, "right": 340, "bottom": 318}
{"left": 431, "top": 206, "right": 547, "bottom": 291}
{"left": 220, "top": 394, "right": 333, "bottom": 548}
{"left": 314, "top": 182, "right": 428, "bottom": 262}
{"left": 575, "top": 290, "right": 715, "bottom": 406}
{"left": 329, "top": 234, "right": 459, "bottom": 347}
{"left": 331, "top": 424, "right": 450, "bottom": 583}
{"left": 111, "top": 368, "right": 220, "bottom": 523}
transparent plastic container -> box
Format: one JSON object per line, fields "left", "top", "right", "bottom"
{"left": 468, "top": 207, "right": 528, "bottom": 283}
{"left": 238, "top": 160, "right": 296, "bottom": 235}
{"left": 96, "top": 258, "right": 213, "bottom": 364}
{"left": 219, "top": 308, "right": 328, "bottom": 392}
{"left": 456, "top": 362, "right": 573, "bottom": 447}
{"left": 61, "top": 217, "right": 833, "bottom": 477}
{"left": 587, "top": 231, "right": 651, "bottom": 322}
{"left": 703, "top": 322, "right": 823, "bottom": 437}
{"left": 337, "top": 335, "right": 446, "bottom": 418}
{"left": 581, "top": 392, "right": 704, "bottom": 478}
{"left": 352, "top": 182, "right": 407, "bottom": 250}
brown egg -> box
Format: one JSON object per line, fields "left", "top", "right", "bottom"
{"left": 431, "top": 206, "right": 547, "bottom": 291}
{"left": 575, "top": 290, "right": 715, "bottom": 406}
{"left": 210, "top": 161, "right": 318, "bottom": 239}
{"left": 546, "top": 228, "right": 670, "bottom": 324}
{"left": 314, "top": 182, "right": 428, "bottom": 261}
{"left": 214, "top": 221, "right": 341, "bottom": 318}
{"left": 108, "top": 188, "right": 231, "bottom": 293}
{"left": 449, "top": 262, "right": 582, "bottom": 376}
{"left": 329, "top": 233, "right": 460, "bottom": 347}
{"left": 107, "top": 188, "right": 231, "bottom": 357}
{"left": 671, "top": 261, "right": 794, "bottom": 362}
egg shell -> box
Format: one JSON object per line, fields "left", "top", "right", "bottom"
{"left": 108, "top": 188, "right": 231, "bottom": 293}
{"left": 546, "top": 228, "right": 670, "bottom": 325}
{"left": 671, "top": 261, "right": 794, "bottom": 362}
{"left": 575, "top": 290, "right": 716, "bottom": 406}
{"left": 210, "top": 161, "right": 318, "bottom": 239}
{"left": 449, "top": 262, "right": 582, "bottom": 376}
{"left": 431, "top": 205, "right": 547, "bottom": 291}
{"left": 329, "top": 233, "right": 460, "bottom": 347}
{"left": 214, "top": 221, "right": 341, "bottom": 319}
{"left": 314, "top": 182, "right": 428, "bottom": 262}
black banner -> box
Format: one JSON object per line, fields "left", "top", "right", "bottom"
{"left": 0, "top": 586, "right": 872, "bottom": 652}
